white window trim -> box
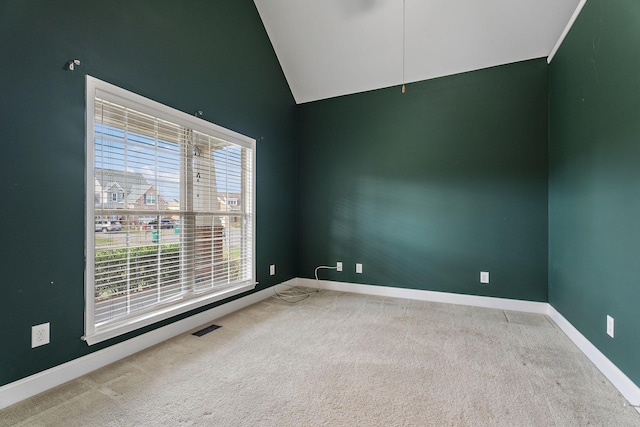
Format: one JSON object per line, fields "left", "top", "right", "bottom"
{"left": 84, "top": 76, "right": 256, "bottom": 345}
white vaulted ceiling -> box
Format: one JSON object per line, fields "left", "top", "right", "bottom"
{"left": 254, "top": 0, "right": 583, "bottom": 104}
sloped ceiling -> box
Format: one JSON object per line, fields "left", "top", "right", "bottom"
{"left": 254, "top": 0, "right": 582, "bottom": 104}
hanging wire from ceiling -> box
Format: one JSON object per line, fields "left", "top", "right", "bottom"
{"left": 402, "top": 0, "right": 406, "bottom": 93}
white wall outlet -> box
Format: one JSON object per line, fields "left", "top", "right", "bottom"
{"left": 607, "top": 315, "right": 614, "bottom": 338}
{"left": 32, "top": 323, "right": 50, "bottom": 348}
{"left": 336, "top": 262, "right": 342, "bottom": 272}
{"left": 269, "top": 264, "right": 275, "bottom": 276}
{"left": 356, "top": 263, "right": 363, "bottom": 274}
{"left": 480, "top": 271, "right": 489, "bottom": 284}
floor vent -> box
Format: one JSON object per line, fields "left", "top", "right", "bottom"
{"left": 192, "top": 324, "right": 221, "bottom": 337}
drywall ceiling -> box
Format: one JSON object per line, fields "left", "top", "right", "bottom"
{"left": 254, "top": 0, "right": 582, "bottom": 104}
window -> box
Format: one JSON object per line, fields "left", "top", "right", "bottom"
{"left": 85, "top": 76, "right": 255, "bottom": 345}
{"left": 143, "top": 194, "right": 156, "bottom": 205}
{"left": 110, "top": 191, "right": 123, "bottom": 202}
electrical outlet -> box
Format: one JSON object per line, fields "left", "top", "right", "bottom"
{"left": 32, "top": 323, "right": 50, "bottom": 348}
{"left": 336, "top": 262, "right": 342, "bottom": 272}
{"left": 356, "top": 263, "right": 363, "bottom": 274}
{"left": 607, "top": 315, "right": 614, "bottom": 338}
{"left": 480, "top": 271, "right": 489, "bottom": 284}
{"left": 269, "top": 264, "right": 275, "bottom": 276}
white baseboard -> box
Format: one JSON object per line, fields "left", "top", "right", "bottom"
{"left": 3, "top": 278, "right": 639, "bottom": 413}
{"left": 547, "top": 306, "right": 640, "bottom": 408}
{"left": 298, "top": 278, "right": 549, "bottom": 314}
{"left": 298, "top": 277, "right": 640, "bottom": 409}
{"left": 0, "top": 284, "right": 281, "bottom": 410}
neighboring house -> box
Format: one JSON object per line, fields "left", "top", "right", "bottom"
{"left": 126, "top": 183, "right": 169, "bottom": 211}
{"left": 168, "top": 199, "right": 180, "bottom": 211}
{"left": 94, "top": 168, "right": 168, "bottom": 212}
{"left": 217, "top": 193, "right": 242, "bottom": 227}
{"left": 217, "top": 193, "right": 242, "bottom": 212}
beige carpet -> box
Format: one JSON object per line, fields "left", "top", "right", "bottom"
{"left": 2, "top": 290, "right": 639, "bottom": 426}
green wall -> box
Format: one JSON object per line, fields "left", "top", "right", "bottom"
{"left": 549, "top": 0, "right": 640, "bottom": 385}
{"left": 0, "top": 1, "right": 297, "bottom": 387}
{"left": 4, "top": 0, "right": 638, "bottom": 397}
{"left": 297, "top": 59, "right": 549, "bottom": 301}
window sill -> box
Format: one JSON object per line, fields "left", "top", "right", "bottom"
{"left": 83, "top": 281, "right": 257, "bottom": 346}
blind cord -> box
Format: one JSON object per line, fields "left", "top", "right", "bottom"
{"left": 272, "top": 265, "right": 337, "bottom": 303}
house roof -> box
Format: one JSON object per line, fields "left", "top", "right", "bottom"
{"left": 254, "top": 0, "right": 583, "bottom": 104}
{"left": 95, "top": 168, "right": 157, "bottom": 209}
{"left": 95, "top": 168, "right": 149, "bottom": 193}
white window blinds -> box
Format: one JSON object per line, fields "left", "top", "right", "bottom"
{"left": 85, "top": 76, "right": 255, "bottom": 345}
